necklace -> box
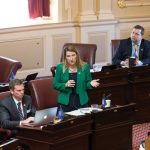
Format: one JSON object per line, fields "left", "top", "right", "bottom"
{"left": 69, "top": 67, "right": 77, "bottom": 73}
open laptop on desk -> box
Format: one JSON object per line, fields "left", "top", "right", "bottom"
{"left": 101, "top": 65, "right": 117, "bottom": 71}
{"left": 23, "top": 107, "right": 58, "bottom": 127}
{"left": 25, "top": 72, "right": 38, "bottom": 82}
{"left": 22, "top": 73, "right": 38, "bottom": 84}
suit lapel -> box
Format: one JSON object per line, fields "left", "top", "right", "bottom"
{"left": 22, "top": 98, "right": 27, "bottom": 119}
{"left": 139, "top": 41, "right": 144, "bottom": 59}
{"left": 10, "top": 95, "right": 27, "bottom": 120}
{"left": 9, "top": 96, "right": 20, "bottom": 120}
{"left": 127, "top": 38, "right": 132, "bottom": 56}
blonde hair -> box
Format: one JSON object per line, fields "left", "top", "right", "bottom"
{"left": 62, "top": 45, "right": 85, "bottom": 72}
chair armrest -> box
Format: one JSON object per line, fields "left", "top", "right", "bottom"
{"left": 50, "top": 66, "right": 56, "bottom": 77}
{"left": 0, "top": 128, "right": 12, "bottom": 143}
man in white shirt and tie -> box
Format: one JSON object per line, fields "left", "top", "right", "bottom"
{"left": 112, "top": 25, "right": 150, "bottom": 67}
{"left": 0, "top": 79, "right": 36, "bottom": 135}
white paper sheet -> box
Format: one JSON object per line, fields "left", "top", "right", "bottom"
{"left": 65, "top": 107, "right": 102, "bottom": 116}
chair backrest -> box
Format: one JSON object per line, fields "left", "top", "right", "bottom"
{"left": 50, "top": 66, "right": 56, "bottom": 77}
{"left": 28, "top": 77, "right": 58, "bottom": 110}
{"left": 0, "top": 91, "right": 10, "bottom": 101}
{"left": 111, "top": 39, "right": 121, "bottom": 57}
{"left": 62, "top": 43, "right": 97, "bottom": 68}
{"left": 0, "top": 91, "right": 13, "bottom": 143}
{"left": 50, "top": 43, "right": 97, "bottom": 77}
{"left": 0, "top": 56, "right": 22, "bottom": 83}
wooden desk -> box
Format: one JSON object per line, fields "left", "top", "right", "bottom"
{"left": 17, "top": 115, "right": 92, "bottom": 150}
{"left": 16, "top": 104, "right": 135, "bottom": 150}
{"left": 88, "top": 65, "right": 150, "bottom": 123}
{"left": 128, "top": 65, "right": 150, "bottom": 122}
{"left": 91, "top": 103, "right": 136, "bottom": 150}
{"left": 88, "top": 68, "right": 129, "bottom": 106}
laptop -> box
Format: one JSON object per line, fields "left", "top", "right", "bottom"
{"left": 101, "top": 65, "right": 117, "bottom": 72}
{"left": 24, "top": 107, "right": 58, "bottom": 127}
{"left": 25, "top": 72, "right": 38, "bottom": 82}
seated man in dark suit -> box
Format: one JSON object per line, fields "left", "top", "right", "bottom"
{"left": 0, "top": 79, "right": 36, "bottom": 135}
{"left": 112, "top": 25, "right": 150, "bottom": 67}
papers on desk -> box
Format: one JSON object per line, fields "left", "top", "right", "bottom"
{"left": 65, "top": 109, "right": 85, "bottom": 116}
{"left": 65, "top": 107, "right": 102, "bottom": 116}
{"left": 90, "top": 69, "right": 101, "bottom": 72}
{"left": 90, "top": 69, "right": 95, "bottom": 72}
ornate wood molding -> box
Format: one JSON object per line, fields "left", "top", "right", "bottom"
{"left": 118, "top": 0, "right": 126, "bottom": 8}
{"left": 118, "top": 0, "right": 150, "bottom": 8}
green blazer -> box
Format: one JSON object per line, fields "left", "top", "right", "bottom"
{"left": 53, "top": 63, "right": 92, "bottom": 105}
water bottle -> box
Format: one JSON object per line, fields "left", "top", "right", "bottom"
{"left": 101, "top": 94, "right": 106, "bottom": 109}
{"left": 57, "top": 105, "right": 64, "bottom": 121}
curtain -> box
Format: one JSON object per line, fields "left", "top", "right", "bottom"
{"left": 28, "top": 0, "right": 50, "bottom": 19}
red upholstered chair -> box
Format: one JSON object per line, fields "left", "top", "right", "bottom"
{"left": 0, "top": 56, "right": 22, "bottom": 83}
{"left": 0, "top": 91, "right": 10, "bottom": 100}
{"left": 28, "top": 77, "right": 58, "bottom": 110}
{"left": 50, "top": 43, "right": 97, "bottom": 77}
{"left": 0, "top": 91, "right": 13, "bottom": 144}
{"left": 50, "top": 66, "right": 56, "bottom": 77}
{"left": 111, "top": 39, "right": 121, "bottom": 57}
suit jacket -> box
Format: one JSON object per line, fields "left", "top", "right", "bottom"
{"left": 0, "top": 94, "right": 36, "bottom": 130}
{"left": 53, "top": 63, "right": 92, "bottom": 105}
{"left": 112, "top": 38, "right": 150, "bottom": 66}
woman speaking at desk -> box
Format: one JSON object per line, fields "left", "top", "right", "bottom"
{"left": 53, "top": 45, "right": 100, "bottom": 112}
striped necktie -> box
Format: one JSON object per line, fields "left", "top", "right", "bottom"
{"left": 17, "top": 102, "right": 24, "bottom": 120}
{"left": 134, "top": 44, "right": 139, "bottom": 59}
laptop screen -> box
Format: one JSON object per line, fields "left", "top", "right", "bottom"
{"left": 34, "top": 107, "right": 58, "bottom": 124}
{"left": 23, "top": 107, "right": 58, "bottom": 127}
{"left": 101, "top": 65, "right": 117, "bottom": 72}
{"left": 25, "top": 72, "right": 38, "bottom": 82}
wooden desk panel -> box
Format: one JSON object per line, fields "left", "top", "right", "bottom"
{"left": 131, "top": 83, "right": 150, "bottom": 122}
{"left": 91, "top": 103, "right": 136, "bottom": 150}
{"left": 17, "top": 104, "right": 135, "bottom": 150}
{"left": 88, "top": 66, "right": 150, "bottom": 123}
{"left": 89, "top": 68, "right": 129, "bottom": 106}
{"left": 88, "top": 85, "right": 129, "bottom": 106}
{"left": 128, "top": 65, "right": 150, "bottom": 123}
{"left": 17, "top": 115, "right": 92, "bottom": 150}
{"left": 128, "top": 65, "right": 150, "bottom": 83}
{"left": 91, "top": 68, "right": 129, "bottom": 86}
{"left": 91, "top": 124, "right": 132, "bottom": 150}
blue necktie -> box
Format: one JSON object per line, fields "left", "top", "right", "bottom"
{"left": 17, "top": 102, "right": 24, "bottom": 120}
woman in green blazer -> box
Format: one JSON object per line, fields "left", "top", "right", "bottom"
{"left": 53, "top": 45, "right": 100, "bottom": 112}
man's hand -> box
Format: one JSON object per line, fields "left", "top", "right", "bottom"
{"left": 20, "top": 117, "right": 34, "bottom": 125}
{"left": 124, "top": 58, "right": 129, "bottom": 66}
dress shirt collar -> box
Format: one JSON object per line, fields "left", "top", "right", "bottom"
{"left": 132, "top": 40, "right": 141, "bottom": 47}
{"left": 12, "top": 96, "right": 23, "bottom": 108}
